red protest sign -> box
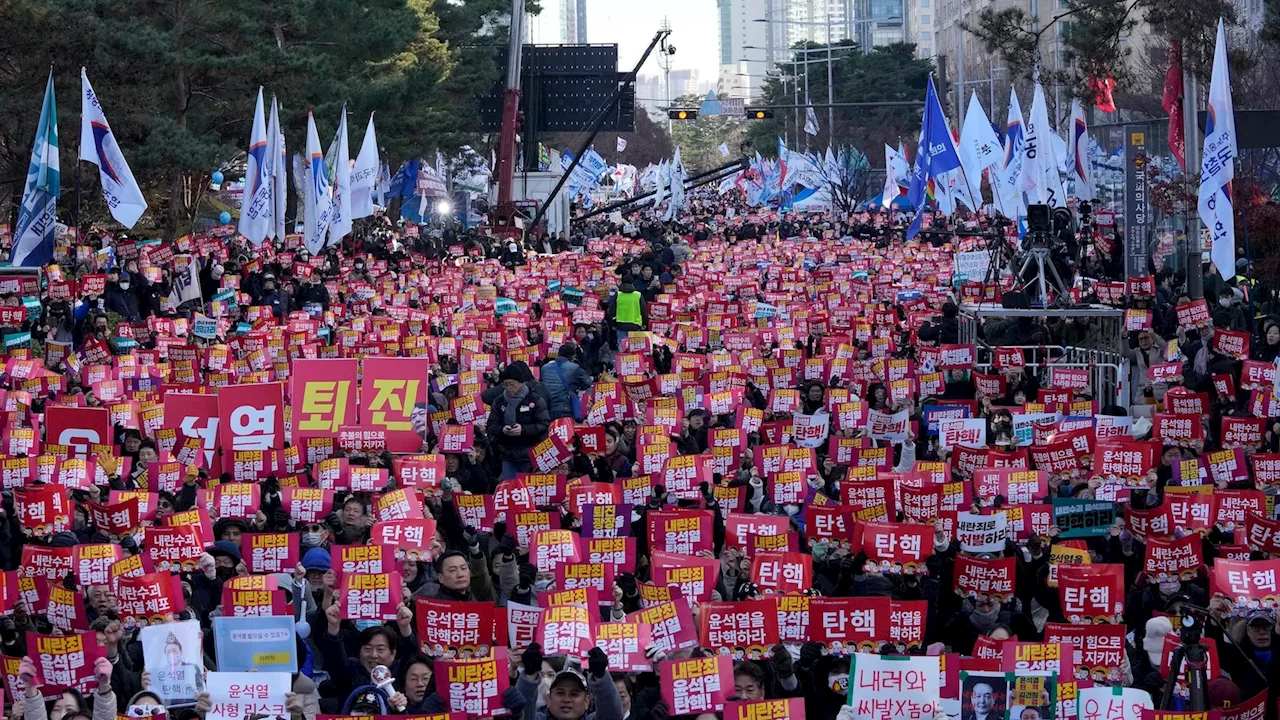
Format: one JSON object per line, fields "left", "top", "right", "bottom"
{"left": 282, "top": 487, "right": 334, "bottom": 523}
{"left": 631, "top": 600, "right": 698, "bottom": 654}
{"left": 222, "top": 587, "right": 288, "bottom": 617}
{"left": 1044, "top": 622, "right": 1126, "bottom": 683}
{"left": 73, "top": 543, "right": 123, "bottom": 587}
{"left": 1145, "top": 534, "right": 1203, "bottom": 582}
{"left": 698, "top": 599, "right": 780, "bottom": 656}
{"left": 1211, "top": 558, "right": 1280, "bottom": 612}
{"left": 27, "top": 633, "right": 105, "bottom": 695}
{"left": 116, "top": 572, "right": 183, "bottom": 627}
{"left": 751, "top": 551, "right": 812, "bottom": 595}
{"left": 241, "top": 533, "right": 299, "bottom": 574}
{"left": 647, "top": 509, "right": 714, "bottom": 555}
{"left": 145, "top": 525, "right": 205, "bottom": 572}
{"left": 15, "top": 486, "right": 71, "bottom": 537}
{"left": 361, "top": 357, "right": 430, "bottom": 453}
{"left": 861, "top": 522, "right": 932, "bottom": 574}
{"left": 725, "top": 699, "right": 805, "bottom": 720}
{"left": 21, "top": 546, "right": 75, "bottom": 584}
{"left": 588, "top": 622, "right": 653, "bottom": 672}
{"left": 416, "top": 598, "right": 499, "bottom": 659}
{"left": 435, "top": 652, "right": 509, "bottom": 716}
{"left": 953, "top": 555, "right": 1016, "bottom": 602}
{"left": 1057, "top": 563, "right": 1124, "bottom": 624}
{"left": 370, "top": 519, "right": 437, "bottom": 562}
{"left": 808, "top": 597, "right": 890, "bottom": 654}
{"left": 660, "top": 655, "right": 733, "bottom": 715}
{"left": 535, "top": 604, "right": 594, "bottom": 657}
{"left": 341, "top": 572, "right": 402, "bottom": 621}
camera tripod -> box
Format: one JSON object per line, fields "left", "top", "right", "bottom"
{"left": 1015, "top": 243, "right": 1072, "bottom": 307}
{"left": 1159, "top": 609, "right": 1210, "bottom": 711}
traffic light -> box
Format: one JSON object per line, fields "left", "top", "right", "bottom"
{"left": 745, "top": 107, "right": 774, "bottom": 120}
{"left": 667, "top": 108, "right": 698, "bottom": 120}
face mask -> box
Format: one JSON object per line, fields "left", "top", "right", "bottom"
{"left": 534, "top": 579, "right": 552, "bottom": 592}
{"left": 1158, "top": 580, "right": 1181, "bottom": 596}
{"left": 302, "top": 531, "right": 325, "bottom": 548}
{"left": 355, "top": 619, "right": 382, "bottom": 631}
{"left": 828, "top": 673, "right": 848, "bottom": 694}
{"left": 119, "top": 281, "right": 130, "bottom": 290}
{"left": 1220, "top": 298, "right": 1232, "bottom": 307}
{"left": 215, "top": 567, "right": 237, "bottom": 583}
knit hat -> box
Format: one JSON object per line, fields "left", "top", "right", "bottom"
{"left": 302, "top": 547, "right": 331, "bottom": 572}
{"left": 49, "top": 531, "right": 80, "bottom": 548}
{"left": 499, "top": 364, "right": 526, "bottom": 383}
{"left": 1143, "top": 616, "right": 1174, "bottom": 667}
{"left": 208, "top": 540, "right": 242, "bottom": 563}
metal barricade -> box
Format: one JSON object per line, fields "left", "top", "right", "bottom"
{"left": 971, "top": 343, "right": 1131, "bottom": 408}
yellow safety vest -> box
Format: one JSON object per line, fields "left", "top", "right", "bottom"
{"left": 614, "top": 291, "right": 642, "bottom": 325}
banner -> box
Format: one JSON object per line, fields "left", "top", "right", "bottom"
{"left": 1044, "top": 623, "right": 1126, "bottom": 683}
{"left": 217, "top": 382, "right": 284, "bottom": 455}
{"left": 660, "top": 656, "right": 733, "bottom": 715}
{"left": 361, "top": 357, "right": 430, "bottom": 452}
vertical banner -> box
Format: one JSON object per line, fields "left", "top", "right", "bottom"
{"left": 1124, "top": 129, "right": 1150, "bottom": 279}
{"left": 290, "top": 359, "right": 358, "bottom": 443}
{"left": 360, "top": 357, "right": 430, "bottom": 453}
{"left": 217, "top": 382, "right": 285, "bottom": 456}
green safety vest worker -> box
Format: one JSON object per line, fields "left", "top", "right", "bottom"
{"left": 614, "top": 290, "right": 643, "bottom": 326}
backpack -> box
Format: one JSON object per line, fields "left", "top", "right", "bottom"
{"left": 546, "top": 361, "right": 583, "bottom": 421}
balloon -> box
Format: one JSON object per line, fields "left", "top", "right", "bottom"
{"left": 219, "top": 211, "right": 232, "bottom": 225}
{"left": 211, "top": 170, "right": 224, "bottom": 185}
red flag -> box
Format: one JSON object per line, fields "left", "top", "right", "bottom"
{"left": 1162, "top": 42, "right": 1186, "bottom": 170}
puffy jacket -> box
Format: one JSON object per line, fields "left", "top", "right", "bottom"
{"left": 540, "top": 358, "right": 592, "bottom": 420}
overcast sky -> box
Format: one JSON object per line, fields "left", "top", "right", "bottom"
{"left": 585, "top": 0, "right": 720, "bottom": 79}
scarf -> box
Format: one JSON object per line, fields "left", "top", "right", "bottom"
{"left": 969, "top": 607, "right": 1002, "bottom": 635}
{"left": 503, "top": 384, "right": 529, "bottom": 426}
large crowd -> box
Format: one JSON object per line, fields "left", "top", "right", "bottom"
{"left": 0, "top": 187, "right": 1278, "bottom": 720}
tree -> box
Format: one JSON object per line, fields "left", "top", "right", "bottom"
{"left": 964, "top": 0, "right": 1236, "bottom": 105}
{"left": 544, "top": 108, "right": 673, "bottom": 171}
{"left": 813, "top": 147, "right": 873, "bottom": 214}
{"left": 0, "top": 0, "right": 520, "bottom": 238}
{"left": 744, "top": 43, "right": 934, "bottom": 161}
{"left": 668, "top": 93, "right": 749, "bottom": 174}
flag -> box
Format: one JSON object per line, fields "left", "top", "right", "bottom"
{"left": 995, "top": 88, "right": 1026, "bottom": 220}
{"left": 663, "top": 148, "right": 686, "bottom": 222}
{"left": 906, "top": 76, "right": 963, "bottom": 239}
{"left": 776, "top": 137, "right": 790, "bottom": 189}
{"left": 616, "top": 137, "right": 628, "bottom": 152}
{"left": 958, "top": 92, "right": 1002, "bottom": 209}
{"left": 881, "top": 144, "right": 907, "bottom": 209}
{"left": 1163, "top": 42, "right": 1186, "bottom": 171}
{"left": 718, "top": 143, "right": 730, "bottom": 158}
{"left": 168, "top": 254, "right": 202, "bottom": 307}
{"left": 327, "top": 107, "right": 353, "bottom": 244}
{"left": 1020, "top": 81, "right": 1066, "bottom": 208}
{"left": 268, "top": 96, "right": 287, "bottom": 241}
{"left": 804, "top": 107, "right": 820, "bottom": 136}
{"left": 11, "top": 71, "right": 59, "bottom": 267}
{"left": 538, "top": 143, "right": 551, "bottom": 172}
{"left": 1068, "top": 100, "right": 1094, "bottom": 201}
{"left": 302, "top": 112, "right": 334, "bottom": 255}
{"left": 651, "top": 159, "right": 667, "bottom": 208}
{"left": 351, "top": 113, "right": 379, "bottom": 219}
{"left": 239, "top": 88, "right": 273, "bottom": 244}
{"left": 376, "top": 160, "right": 391, "bottom": 208}
{"left": 79, "top": 69, "right": 146, "bottom": 229}
{"left": 1200, "top": 18, "right": 1237, "bottom": 280}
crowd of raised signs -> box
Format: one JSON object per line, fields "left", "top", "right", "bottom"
{"left": 0, "top": 191, "right": 1279, "bottom": 720}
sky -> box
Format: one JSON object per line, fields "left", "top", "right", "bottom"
{"left": 584, "top": 0, "right": 720, "bottom": 80}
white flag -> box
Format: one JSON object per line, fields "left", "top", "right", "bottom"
{"left": 881, "top": 144, "right": 908, "bottom": 209}
{"left": 167, "top": 254, "right": 202, "bottom": 307}
{"left": 996, "top": 88, "right": 1027, "bottom": 219}
{"left": 804, "top": 106, "right": 820, "bottom": 136}
{"left": 268, "top": 96, "right": 287, "bottom": 241}
{"left": 80, "top": 69, "right": 146, "bottom": 229}
{"left": 958, "top": 92, "right": 1003, "bottom": 209}
{"left": 351, "top": 113, "right": 379, "bottom": 219}
{"left": 327, "top": 107, "right": 353, "bottom": 244}
{"left": 616, "top": 137, "right": 628, "bottom": 152}
{"left": 1020, "top": 81, "right": 1066, "bottom": 208}
{"left": 718, "top": 143, "right": 730, "bottom": 158}
{"left": 238, "top": 88, "right": 273, "bottom": 244}
{"left": 1200, "top": 17, "right": 1237, "bottom": 280}
{"left": 302, "top": 112, "right": 334, "bottom": 255}
{"left": 1067, "top": 100, "right": 1094, "bottom": 201}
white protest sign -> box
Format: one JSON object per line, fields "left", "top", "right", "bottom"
{"left": 792, "top": 412, "right": 830, "bottom": 449}
{"left": 846, "top": 653, "right": 941, "bottom": 719}
{"left": 140, "top": 620, "right": 205, "bottom": 707}
{"left": 1077, "top": 686, "right": 1152, "bottom": 720}
{"left": 953, "top": 250, "right": 992, "bottom": 283}
{"left": 867, "top": 409, "right": 910, "bottom": 442}
{"left": 939, "top": 418, "right": 987, "bottom": 450}
{"left": 956, "top": 511, "right": 1008, "bottom": 553}
{"left": 206, "top": 671, "right": 291, "bottom": 720}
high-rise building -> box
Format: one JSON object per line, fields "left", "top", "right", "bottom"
{"left": 716, "top": 0, "right": 772, "bottom": 100}
{"left": 525, "top": 0, "right": 588, "bottom": 43}
{"left": 903, "top": 0, "right": 933, "bottom": 58}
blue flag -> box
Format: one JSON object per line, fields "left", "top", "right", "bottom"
{"left": 11, "top": 71, "right": 60, "bottom": 267}
{"left": 906, "top": 76, "right": 963, "bottom": 240}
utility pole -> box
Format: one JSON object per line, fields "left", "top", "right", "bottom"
{"left": 826, "top": 12, "right": 834, "bottom": 145}
{"left": 1184, "top": 55, "right": 1204, "bottom": 298}
{"left": 659, "top": 17, "right": 674, "bottom": 134}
